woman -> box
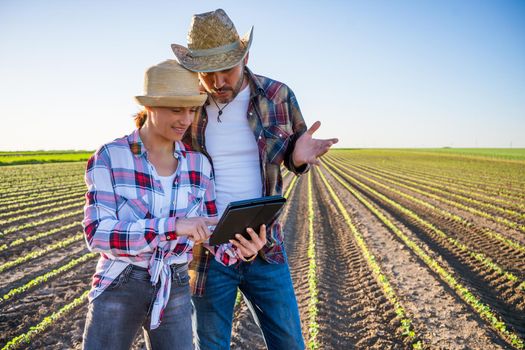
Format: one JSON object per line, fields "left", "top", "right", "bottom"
{"left": 82, "top": 60, "right": 218, "bottom": 350}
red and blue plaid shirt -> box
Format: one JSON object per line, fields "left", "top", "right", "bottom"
{"left": 184, "top": 67, "right": 309, "bottom": 296}
{"left": 82, "top": 129, "right": 238, "bottom": 328}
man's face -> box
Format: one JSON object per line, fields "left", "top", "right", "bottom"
{"left": 198, "top": 57, "right": 247, "bottom": 103}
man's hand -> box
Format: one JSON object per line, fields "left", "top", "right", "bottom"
{"left": 175, "top": 217, "right": 219, "bottom": 243}
{"left": 229, "top": 224, "right": 267, "bottom": 260}
{"left": 292, "top": 121, "right": 338, "bottom": 167}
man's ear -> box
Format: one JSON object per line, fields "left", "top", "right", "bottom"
{"left": 244, "top": 52, "right": 249, "bottom": 65}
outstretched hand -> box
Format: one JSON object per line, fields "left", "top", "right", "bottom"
{"left": 292, "top": 121, "right": 338, "bottom": 167}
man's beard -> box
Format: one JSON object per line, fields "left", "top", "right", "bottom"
{"left": 212, "top": 88, "right": 234, "bottom": 103}
{"left": 208, "top": 68, "right": 245, "bottom": 103}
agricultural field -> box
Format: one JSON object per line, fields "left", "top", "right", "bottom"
{"left": 0, "top": 151, "right": 92, "bottom": 166}
{"left": 0, "top": 149, "right": 524, "bottom": 349}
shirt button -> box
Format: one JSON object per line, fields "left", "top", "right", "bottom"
{"left": 279, "top": 134, "right": 283, "bottom": 137}
{"left": 249, "top": 112, "right": 253, "bottom": 116}
{"left": 166, "top": 235, "right": 171, "bottom": 241}
{"left": 205, "top": 251, "right": 209, "bottom": 255}
{"left": 258, "top": 136, "right": 262, "bottom": 140}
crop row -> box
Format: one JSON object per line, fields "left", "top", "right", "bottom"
{"left": 0, "top": 202, "right": 84, "bottom": 227}
{"left": 0, "top": 221, "right": 81, "bottom": 253}
{"left": 342, "top": 158, "right": 525, "bottom": 221}
{"left": 324, "top": 157, "right": 525, "bottom": 294}
{"left": 0, "top": 181, "right": 84, "bottom": 205}
{"left": 2, "top": 252, "right": 96, "bottom": 301}
{"left": 0, "top": 197, "right": 83, "bottom": 219}
{"left": 330, "top": 150, "right": 525, "bottom": 200}
{"left": 321, "top": 160, "right": 524, "bottom": 349}
{"left": 341, "top": 157, "right": 525, "bottom": 212}
{"left": 0, "top": 172, "right": 81, "bottom": 188}
{"left": 332, "top": 151, "right": 525, "bottom": 201}
{"left": 327, "top": 157, "right": 525, "bottom": 256}
{"left": 347, "top": 162, "right": 525, "bottom": 233}
{"left": 0, "top": 232, "right": 84, "bottom": 273}
{"left": 0, "top": 188, "right": 85, "bottom": 213}
{"left": 1, "top": 209, "right": 83, "bottom": 236}
{"left": 0, "top": 171, "right": 82, "bottom": 189}
{"left": 306, "top": 173, "right": 319, "bottom": 349}
{"left": 1, "top": 290, "right": 89, "bottom": 350}
{"left": 314, "top": 168, "right": 421, "bottom": 347}
{"left": 0, "top": 178, "right": 84, "bottom": 199}
{"left": 0, "top": 162, "right": 85, "bottom": 183}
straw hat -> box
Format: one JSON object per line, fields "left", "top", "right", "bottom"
{"left": 171, "top": 9, "right": 253, "bottom": 73}
{"left": 135, "top": 60, "right": 207, "bottom": 107}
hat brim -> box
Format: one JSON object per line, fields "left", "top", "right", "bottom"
{"left": 171, "top": 27, "right": 253, "bottom": 73}
{"left": 135, "top": 94, "right": 208, "bottom": 108}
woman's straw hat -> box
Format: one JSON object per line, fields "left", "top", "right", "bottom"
{"left": 171, "top": 9, "right": 253, "bottom": 73}
{"left": 135, "top": 60, "right": 207, "bottom": 107}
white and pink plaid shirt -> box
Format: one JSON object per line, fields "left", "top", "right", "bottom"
{"left": 83, "top": 129, "right": 239, "bottom": 329}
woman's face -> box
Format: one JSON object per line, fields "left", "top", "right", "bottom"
{"left": 146, "top": 106, "right": 198, "bottom": 141}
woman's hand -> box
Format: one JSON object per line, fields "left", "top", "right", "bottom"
{"left": 175, "top": 217, "right": 219, "bottom": 242}
{"left": 229, "top": 224, "right": 267, "bottom": 261}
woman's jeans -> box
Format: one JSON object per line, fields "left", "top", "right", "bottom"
{"left": 82, "top": 263, "right": 192, "bottom": 350}
{"left": 192, "top": 253, "right": 305, "bottom": 350}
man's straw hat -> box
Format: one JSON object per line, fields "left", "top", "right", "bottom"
{"left": 135, "top": 60, "right": 207, "bottom": 107}
{"left": 171, "top": 9, "right": 253, "bottom": 73}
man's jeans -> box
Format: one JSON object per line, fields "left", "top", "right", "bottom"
{"left": 192, "top": 252, "right": 305, "bottom": 350}
{"left": 82, "top": 263, "right": 192, "bottom": 350}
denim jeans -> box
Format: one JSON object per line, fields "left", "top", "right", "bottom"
{"left": 192, "top": 251, "right": 305, "bottom": 350}
{"left": 82, "top": 263, "right": 192, "bottom": 350}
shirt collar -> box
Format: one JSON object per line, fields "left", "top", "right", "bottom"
{"left": 245, "top": 66, "right": 266, "bottom": 99}
{"left": 128, "top": 129, "right": 187, "bottom": 159}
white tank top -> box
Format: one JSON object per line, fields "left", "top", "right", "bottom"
{"left": 205, "top": 85, "right": 263, "bottom": 217}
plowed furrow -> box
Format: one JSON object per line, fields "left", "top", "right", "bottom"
{"left": 311, "top": 169, "right": 405, "bottom": 349}
{"left": 320, "top": 163, "right": 512, "bottom": 349}
{"left": 325, "top": 162, "right": 525, "bottom": 341}
{"left": 330, "top": 158, "right": 525, "bottom": 276}
{"left": 0, "top": 250, "right": 94, "bottom": 348}
{"left": 347, "top": 161, "right": 525, "bottom": 225}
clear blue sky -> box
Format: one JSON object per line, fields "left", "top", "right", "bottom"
{"left": 1, "top": 0, "right": 524, "bottom": 150}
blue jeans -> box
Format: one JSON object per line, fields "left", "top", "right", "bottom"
{"left": 82, "top": 263, "right": 192, "bottom": 350}
{"left": 192, "top": 252, "right": 305, "bottom": 350}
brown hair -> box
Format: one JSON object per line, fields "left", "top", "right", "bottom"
{"left": 134, "top": 110, "right": 148, "bottom": 128}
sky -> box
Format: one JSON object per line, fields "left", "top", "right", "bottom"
{"left": 1, "top": 0, "right": 524, "bottom": 150}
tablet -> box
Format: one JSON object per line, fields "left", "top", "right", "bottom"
{"left": 208, "top": 195, "right": 286, "bottom": 245}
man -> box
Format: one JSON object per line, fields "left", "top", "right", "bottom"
{"left": 172, "top": 9, "right": 338, "bottom": 350}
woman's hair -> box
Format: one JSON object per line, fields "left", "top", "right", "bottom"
{"left": 134, "top": 110, "right": 148, "bottom": 128}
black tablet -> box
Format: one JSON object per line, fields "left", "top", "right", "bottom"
{"left": 208, "top": 195, "right": 286, "bottom": 245}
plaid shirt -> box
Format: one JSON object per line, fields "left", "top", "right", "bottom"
{"left": 184, "top": 67, "right": 309, "bottom": 296}
{"left": 82, "top": 129, "right": 236, "bottom": 328}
